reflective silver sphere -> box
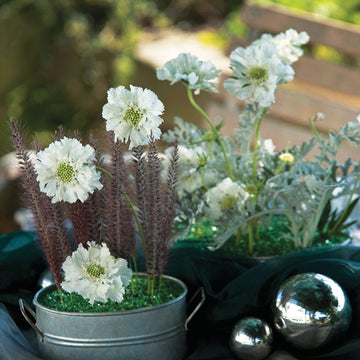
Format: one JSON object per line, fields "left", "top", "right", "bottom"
{"left": 229, "top": 317, "right": 273, "bottom": 360}
{"left": 272, "top": 273, "right": 352, "bottom": 349}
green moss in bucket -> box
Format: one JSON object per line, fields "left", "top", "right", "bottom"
{"left": 221, "top": 216, "right": 348, "bottom": 257}
{"left": 180, "top": 216, "right": 348, "bottom": 257}
{"left": 39, "top": 276, "right": 184, "bottom": 312}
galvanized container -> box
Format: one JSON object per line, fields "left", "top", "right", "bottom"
{"left": 20, "top": 275, "right": 194, "bottom": 360}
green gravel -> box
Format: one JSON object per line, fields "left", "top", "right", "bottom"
{"left": 39, "top": 276, "right": 184, "bottom": 312}
{"left": 179, "top": 216, "right": 348, "bottom": 257}
{"left": 221, "top": 216, "right": 348, "bottom": 257}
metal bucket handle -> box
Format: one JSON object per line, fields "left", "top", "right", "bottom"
{"left": 184, "top": 287, "right": 206, "bottom": 331}
{"left": 19, "top": 299, "right": 44, "bottom": 342}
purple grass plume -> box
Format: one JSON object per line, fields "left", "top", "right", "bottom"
{"left": 133, "top": 140, "right": 179, "bottom": 278}
{"left": 103, "top": 135, "right": 136, "bottom": 260}
{"left": 10, "top": 119, "right": 71, "bottom": 288}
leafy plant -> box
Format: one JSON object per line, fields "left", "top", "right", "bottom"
{"left": 157, "top": 29, "right": 360, "bottom": 255}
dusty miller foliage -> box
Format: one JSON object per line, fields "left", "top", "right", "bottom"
{"left": 163, "top": 107, "right": 360, "bottom": 250}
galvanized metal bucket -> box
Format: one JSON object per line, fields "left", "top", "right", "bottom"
{"left": 20, "top": 275, "right": 204, "bottom": 360}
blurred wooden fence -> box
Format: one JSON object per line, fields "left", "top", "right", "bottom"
{"left": 231, "top": 2, "right": 360, "bottom": 159}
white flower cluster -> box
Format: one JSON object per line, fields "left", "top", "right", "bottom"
{"left": 224, "top": 42, "right": 294, "bottom": 107}
{"left": 29, "top": 26, "right": 360, "bottom": 292}
{"left": 30, "top": 81, "right": 170, "bottom": 304}
{"left": 156, "top": 30, "right": 310, "bottom": 235}
{"left": 34, "top": 84, "right": 166, "bottom": 204}
{"left": 155, "top": 28, "right": 360, "bottom": 252}
{"left": 254, "top": 28, "right": 310, "bottom": 64}
{"left": 224, "top": 28, "right": 309, "bottom": 107}
{"left": 61, "top": 242, "right": 133, "bottom": 304}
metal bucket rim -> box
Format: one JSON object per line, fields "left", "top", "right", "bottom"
{"left": 33, "top": 273, "right": 187, "bottom": 316}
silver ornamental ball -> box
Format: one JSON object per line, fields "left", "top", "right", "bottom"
{"left": 272, "top": 273, "right": 352, "bottom": 350}
{"left": 229, "top": 317, "right": 273, "bottom": 360}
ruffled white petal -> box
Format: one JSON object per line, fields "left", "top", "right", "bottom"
{"left": 224, "top": 41, "right": 295, "bottom": 107}
{"left": 102, "top": 85, "right": 164, "bottom": 149}
{"left": 61, "top": 242, "right": 133, "bottom": 305}
{"left": 156, "top": 53, "right": 220, "bottom": 94}
{"left": 34, "top": 137, "right": 103, "bottom": 204}
{"left": 205, "top": 178, "right": 249, "bottom": 221}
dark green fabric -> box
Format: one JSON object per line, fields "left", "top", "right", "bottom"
{"left": 0, "top": 231, "right": 47, "bottom": 327}
{"left": 2, "top": 231, "right": 360, "bottom": 359}
{"left": 164, "top": 245, "right": 360, "bottom": 360}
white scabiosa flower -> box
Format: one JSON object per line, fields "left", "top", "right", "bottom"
{"left": 224, "top": 42, "right": 294, "bottom": 107}
{"left": 163, "top": 145, "right": 206, "bottom": 198}
{"left": 102, "top": 85, "right": 164, "bottom": 150}
{"left": 261, "top": 139, "right": 276, "bottom": 155}
{"left": 205, "top": 178, "right": 249, "bottom": 221}
{"left": 156, "top": 53, "right": 220, "bottom": 94}
{"left": 61, "top": 242, "right": 133, "bottom": 305}
{"left": 255, "top": 29, "right": 309, "bottom": 64}
{"left": 34, "top": 137, "right": 103, "bottom": 203}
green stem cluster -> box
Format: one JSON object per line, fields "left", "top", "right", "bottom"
{"left": 248, "top": 107, "right": 267, "bottom": 254}
{"left": 251, "top": 108, "right": 267, "bottom": 184}
{"left": 247, "top": 222, "right": 254, "bottom": 255}
{"left": 187, "top": 87, "right": 235, "bottom": 181}
{"left": 124, "top": 192, "right": 157, "bottom": 296}
{"left": 185, "top": 89, "right": 272, "bottom": 256}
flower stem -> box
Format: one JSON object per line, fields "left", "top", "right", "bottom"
{"left": 123, "top": 192, "right": 148, "bottom": 264}
{"left": 275, "top": 162, "right": 286, "bottom": 175}
{"left": 235, "top": 227, "right": 242, "bottom": 247}
{"left": 248, "top": 222, "right": 254, "bottom": 256}
{"left": 196, "top": 220, "right": 202, "bottom": 236}
{"left": 147, "top": 275, "right": 155, "bottom": 298}
{"left": 309, "top": 117, "right": 321, "bottom": 139}
{"left": 186, "top": 87, "right": 235, "bottom": 181}
{"left": 96, "top": 166, "right": 113, "bottom": 178}
{"left": 57, "top": 287, "right": 65, "bottom": 307}
{"left": 201, "top": 170, "right": 209, "bottom": 190}
{"left": 251, "top": 108, "right": 266, "bottom": 184}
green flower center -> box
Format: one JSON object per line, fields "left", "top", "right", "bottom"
{"left": 124, "top": 106, "right": 143, "bottom": 127}
{"left": 247, "top": 66, "right": 269, "bottom": 85}
{"left": 221, "top": 195, "right": 238, "bottom": 211}
{"left": 57, "top": 162, "right": 75, "bottom": 182}
{"left": 87, "top": 264, "right": 105, "bottom": 278}
{"left": 245, "top": 184, "right": 258, "bottom": 196}
{"left": 202, "top": 131, "right": 215, "bottom": 142}
{"left": 197, "top": 155, "right": 207, "bottom": 168}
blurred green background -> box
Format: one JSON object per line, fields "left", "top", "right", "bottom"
{"left": 0, "top": 0, "right": 360, "bottom": 234}
{"left": 0, "top": 0, "right": 240, "bottom": 155}
{"left": 2, "top": 0, "right": 360, "bottom": 155}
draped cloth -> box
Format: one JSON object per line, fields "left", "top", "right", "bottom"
{"left": 2, "top": 231, "right": 360, "bottom": 359}
{"left": 165, "top": 245, "right": 360, "bottom": 360}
